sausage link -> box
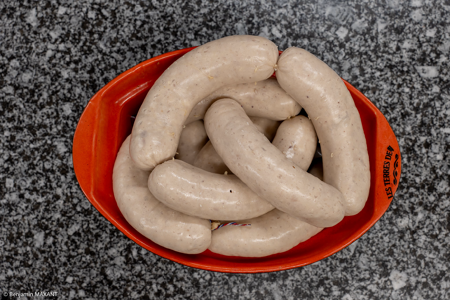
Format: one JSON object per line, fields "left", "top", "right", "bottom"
{"left": 193, "top": 141, "right": 231, "bottom": 174}
{"left": 130, "top": 36, "right": 278, "bottom": 171}
{"left": 185, "top": 78, "right": 301, "bottom": 124}
{"left": 113, "top": 136, "right": 211, "bottom": 254}
{"left": 204, "top": 99, "right": 345, "bottom": 228}
{"left": 209, "top": 209, "right": 322, "bottom": 257}
{"left": 175, "top": 120, "right": 208, "bottom": 165}
{"left": 272, "top": 115, "right": 317, "bottom": 171}
{"left": 209, "top": 116, "right": 321, "bottom": 257}
{"left": 148, "top": 160, "right": 274, "bottom": 221}
{"left": 193, "top": 117, "right": 280, "bottom": 174}
{"left": 276, "top": 47, "right": 370, "bottom": 216}
{"left": 249, "top": 116, "right": 280, "bottom": 142}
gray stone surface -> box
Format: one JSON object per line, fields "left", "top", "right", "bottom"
{"left": 1, "top": 0, "right": 449, "bottom": 299}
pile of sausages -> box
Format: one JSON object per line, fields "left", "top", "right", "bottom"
{"left": 112, "top": 35, "right": 370, "bottom": 257}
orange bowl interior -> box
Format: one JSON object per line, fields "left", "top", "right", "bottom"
{"left": 73, "top": 47, "right": 401, "bottom": 273}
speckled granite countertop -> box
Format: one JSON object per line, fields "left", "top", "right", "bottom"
{"left": 1, "top": 0, "right": 449, "bottom": 299}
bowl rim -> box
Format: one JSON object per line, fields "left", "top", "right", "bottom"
{"left": 73, "top": 47, "right": 402, "bottom": 273}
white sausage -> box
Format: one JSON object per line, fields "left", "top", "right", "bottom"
{"left": 249, "top": 116, "right": 280, "bottom": 142}
{"left": 209, "top": 209, "right": 322, "bottom": 257}
{"left": 175, "top": 120, "right": 208, "bottom": 165}
{"left": 113, "top": 136, "right": 211, "bottom": 254}
{"left": 272, "top": 115, "right": 317, "bottom": 170}
{"left": 204, "top": 99, "right": 345, "bottom": 228}
{"left": 193, "top": 117, "right": 280, "bottom": 174}
{"left": 130, "top": 35, "right": 278, "bottom": 171}
{"left": 148, "top": 160, "right": 274, "bottom": 221}
{"left": 209, "top": 117, "right": 321, "bottom": 257}
{"left": 193, "top": 141, "right": 231, "bottom": 174}
{"left": 276, "top": 47, "right": 370, "bottom": 216}
{"left": 185, "top": 78, "right": 301, "bottom": 124}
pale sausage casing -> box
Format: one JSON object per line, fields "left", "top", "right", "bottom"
{"left": 208, "top": 116, "right": 320, "bottom": 257}
{"left": 175, "top": 120, "right": 208, "bottom": 165}
{"left": 249, "top": 116, "right": 280, "bottom": 142}
{"left": 193, "top": 141, "right": 231, "bottom": 175}
{"left": 113, "top": 136, "right": 211, "bottom": 254}
{"left": 209, "top": 209, "right": 322, "bottom": 257}
{"left": 193, "top": 117, "right": 280, "bottom": 174}
{"left": 272, "top": 115, "right": 317, "bottom": 171}
{"left": 205, "top": 99, "right": 345, "bottom": 228}
{"left": 149, "top": 160, "right": 274, "bottom": 221}
{"left": 185, "top": 78, "right": 301, "bottom": 124}
{"left": 276, "top": 47, "right": 370, "bottom": 216}
{"left": 130, "top": 35, "right": 279, "bottom": 171}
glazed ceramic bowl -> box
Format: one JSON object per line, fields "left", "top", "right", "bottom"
{"left": 73, "top": 47, "right": 401, "bottom": 273}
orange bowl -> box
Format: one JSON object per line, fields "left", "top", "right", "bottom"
{"left": 73, "top": 47, "right": 401, "bottom": 273}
